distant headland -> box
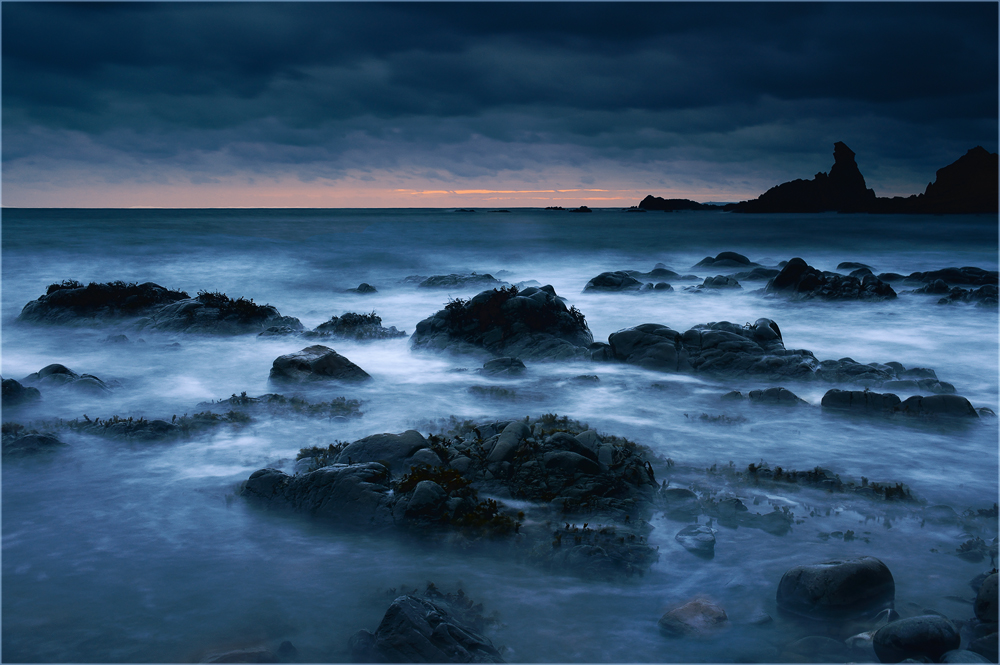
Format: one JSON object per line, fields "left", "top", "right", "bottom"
{"left": 639, "top": 142, "right": 999, "bottom": 214}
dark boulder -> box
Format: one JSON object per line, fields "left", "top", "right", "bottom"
{"left": 415, "top": 273, "right": 507, "bottom": 290}
{"left": 873, "top": 615, "right": 961, "bottom": 663}
{"left": 240, "top": 464, "right": 394, "bottom": 528}
{"left": 410, "top": 285, "right": 593, "bottom": 361}
{"left": 903, "top": 267, "right": 999, "bottom": 287}
{"left": 692, "top": 275, "right": 742, "bottom": 290}
{"left": 583, "top": 271, "right": 645, "bottom": 292}
{"left": 20, "top": 364, "right": 112, "bottom": 395}
{"left": 138, "top": 291, "right": 303, "bottom": 335}
{"left": 18, "top": 280, "right": 189, "bottom": 325}
{"left": 765, "top": 258, "right": 896, "bottom": 301}
{"left": 733, "top": 267, "right": 781, "bottom": 281}
{"left": 2, "top": 429, "right": 66, "bottom": 457}
{"left": 776, "top": 556, "right": 895, "bottom": 620}
{"left": 480, "top": 357, "right": 526, "bottom": 377}
{"left": 308, "top": 312, "right": 405, "bottom": 341}
{"left": 268, "top": 346, "right": 371, "bottom": 384}
{"left": 348, "top": 283, "right": 378, "bottom": 294}
{"left": 692, "top": 252, "right": 757, "bottom": 270}
{"left": 940, "top": 650, "right": 991, "bottom": 663}
{"left": 729, "top": 142, "right": 877, "bottom": 213}
{"left": 334, "top": 430, "right": 429, "bottom": 476}
{"left": 822, "top": 389, "right": 901, "bottom": 414}
{"left": 2, "top": 378, "right": 41, "bottom": 407}
{"left": 936, "top": 284, "right": 999, "bottom": 307}
{"left": 896, "top": 394, "right": 979, "bottom": 418}
{"left": 975, "top": 573, "right": 998, "bottom": 623}
{"left": 349, "top": 594, "right": 505, "bottom": 663}
{"left": 747, "top": 387, "right": 806, "bottom": 405}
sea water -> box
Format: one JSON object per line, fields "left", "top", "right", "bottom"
{"left": 2, "top": 208, "right": 997, "bottom": 662}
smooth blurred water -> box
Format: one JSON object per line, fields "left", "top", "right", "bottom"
{"left": 2, "top": 208, "right": 997, "bottom": 662}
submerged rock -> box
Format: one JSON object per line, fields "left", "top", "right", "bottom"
{"left": 975, "top": 573, "right": 998, "bottom": 623}
{"left": 348, "top": 282, "right": 378, "bottom": 294}
{"left": 764, "top": 258, "right": 896, "bottom": 301}
{"left": 747, "top": 387, "right": 806, "bottom": 405}
{"left": 675, "top": 524, "right": 716, "bottom": 558}
{"left": 658, "top": 598, "right": 728, "bottom": 637}
{"left": 583, "top": 271, "right": 644, "bottom": 292}
{"left": 20, "top": 364, "right": 112, "bottom": 395}
{"left": 411, "top": 285, "right": 593, "bottom": 361}
{"left": 873, "top": 615, "right": 961, "bottom": 663}
{"left": 692, "top": 252, "right": 759, "bottom": 270}
{"left": 822, "top": 389, "right": 902, "bottom": 413}
{"left": 479, "top": 357, "right": 526, "bottom": 377}
{"left": 268, "top": 345, "right": 371, "bottom": 384}
{"left": 776, "top": 556, "right": 895, "bottom": 620}
{"left": 350, "top": 594, "right": 504, "bottom": 663}
{"left": 1, "top": 426, "right": 66, "bottom": 457}
{"left": 2, "top": 378, "right": 41, "bottom": 407}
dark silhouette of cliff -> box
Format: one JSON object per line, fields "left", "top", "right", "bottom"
{"left": 638, "top": 143, "right": 998, "bottom": 214}
{"left": 726, "top": 142, "right": 876, "bottom": 213}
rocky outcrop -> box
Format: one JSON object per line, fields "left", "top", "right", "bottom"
{"left": 873, "top": 147, "right": 999, "bottom": 214}
{"left": 407, "top": 273, "right": 508, "bottom": 290}
{"left": 902, "top": 267, "right": 999, "bottom": 287}
{"left": 18, "top": 280, "right": 190, "bottom": 325}
{"left": 822, "top": 390, "right": 979, "bottom": 418}
{"left": 692, "top": 252, "right": 759, "bottom": 270}
{"left": 410, "top": 286, "right": 593, "bottom": 361}
{"left": 764, "top": 258, "right": 896, "bottom": 301}
{"left": 776, "top": 556, "right": 895, "bottom": 620}
{"left": 137, "top": 291, "right": 302, "bottom": 335}
{"left": 2, "top": 425, "right": 66, "bottom": 457}
{"left": 729, "top": 143, "right": 876, "bottom": 213}
{"left": 20, "top": 364, "right": 113, "bottom": 395}
{"left": 935, "top": 284, "right": 999, "bottom": 307}
{"left": 350, "top": 592, "right": 505, "bottom": 663}
{"left": 347, "top": 283, "right": 378, "bottom": 294}
{"left": 583, "top": 271, "right": 644, "bottom": 292}
{"left": 268, "top": 346, "right": 371, "bottom": 384}
{"left": 2, "top": 378, "right": 41, "bottom": 408}
{"left": 690, "top": 275, "right": 741, "bottom": 290}
{"left": 638, "top": 196, "right": 722, "bottom": 211}
{"left": 308, "top": 312, "right": 405, "bottom": 340}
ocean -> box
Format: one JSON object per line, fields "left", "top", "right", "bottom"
{"left": 2, "top": 207, "right": 997, "bottom": 662}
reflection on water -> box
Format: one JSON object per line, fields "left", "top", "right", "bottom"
{"left": 2, "top": 209, "right": 997, "bottom": 662}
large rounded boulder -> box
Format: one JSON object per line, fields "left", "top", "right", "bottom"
{"left": 269, "top": 345, "right": 371, "bottom": 384}
{"left": 776, "top": 556, "right": 894, "bottom": 620}
{"left": 872, "top": 615, "right": 961, "bottom": 663}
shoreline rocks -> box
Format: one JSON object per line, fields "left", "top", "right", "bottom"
{"left": 776, "top": 556, "right": 895, "bottom": 620}
{"left": 764, "top": 258, "right": 896, "bottom": 301}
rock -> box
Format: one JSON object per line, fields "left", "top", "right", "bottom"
{"left": 822, "top": 389, "right": 901, "bottom": 413}
{"left": 893, "top": 146, "right": 999, "bottom": 214}
{"left": 968, "top": 632, "right": 999, "bottom": 662}
{"left": 694, "top": 275, "right": 742, "bottom": 290}
{"left": 349, "top": 594, "right": 504, "bottom": 663}
{"left": 404, "top": 481, "right": 448, "bottom": 519}
{"left": 20, "top": 364, "right": 112, "bottom": 395}
{"left": 692, "top": 252, "right": 757, "bottom": 269}
{"left": 975, "top": 574, "right": 998, "bottom": 623}
{"left": 873, "top": 615, "right": 961, "bottom": 663}
{"left": 776, "top": 556, "right": 895, "bottom": 620}
{"left": 569, "top": 206, "right": 592, "bottom": 213}
{"left": 638, "top": 196, "right": 722, "bottom": 211}
{"left": 839, "top": 262, "right": 876, "bottom": 272}
{"left": 658, "top": 598, "right": 728, "bottom": 637}
{"left": 201, "top": 647, "right": 279, "bottom": 663}
{"left": 18, "top": 280, "right": 190, "bottom": 325}
{"left": 139, "top": 291, "right": 303, "bottom": 335}
{"left": 309, "top": 312, "right": 405, "bottom": 340}
{"left": 410, "top": 285, "right": 593, "bottom": 361}
{"left": 240, "top": 464, "right": 394, "bottom": 528}
{"left": 661, "top": 487, "right": 701, "bottom": 518}
{"left": 348, "top": 282, "right": 378, "bottom": 294}
{"left": 268, "top": 346, "right": 371, "bottom": 384}
{"left": 896, "top": 395, "right": 979, "bottom": 418}
{"left": 903, "top": 267, "right": 998, "bottom": 287}
{"left": 764, "top": 258, "right": 896, "bottom": 301}
{"left": 729, "top": 142, "right": 877, "bottom": 213}
{"left": 2, "top": 378, "right": 41, "bottom": 407}
{"left": 747, "top": 387, "right": 806, "bottom": 405}
{"left": 940, "top": 649, "right": 991, "bottom": 663}
{"left": 480, "top": 357, "right": 526, "bottom": 376}
{"left": 675, "top": 524, "right": 716, "bottom": 558}
{"left": 486, "top": 421, "right": 530, "bottom": 464}
{"left": 415, "top": 273, "right": 507, "bottom": 289}
{"left": 2, "top": 429, "right": 66, "bottom": 457}
{"left": 335, "top": 430, "right": 429, "bottom": 476}
{"left": 937, "top": 284, "right": 1000, "bottom": 307}
{"left": 583, "top": 271, "right": 645, "bottom": 292}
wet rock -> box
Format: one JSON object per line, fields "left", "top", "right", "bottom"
{"left": 692, "top": 252, "right": 758, "bottom": 270}
{"left": 896, "top": 395, "right": 979, "bottom": 418}
{"left": 922, "top": 505, "right": 961, "bottom": 525}
{"left": 268, "top": 345, "right": 371, "bottom": 384}
{"left": 2, "top": 378, "right": 41, "bottom": 407}
{"left": 693, "top": 275, "right": 742, "bottom": 290}
{"left": 940, "top": 649, "right": 992, "bottom": 663}
{"left": 661, "top": 487, "right": 702, "bottom": 518}
{"left": 18, "top": 280, "right": 190, "bottom": 325}
{"left": 335, "top": 430, "right": 429, "bottom": 476}
{"left": 968, "top": 631, "right": 999, "bottom": 662}
{"left": 975, "top": 574, "right": 998, "bottom": 623}
{"left": 201, "top": 647, "right": 279, "bottom": 663}
{"left": 747, "top": 387, "right": 806, "bottom": 405}
{"left": 139, "top": 291, "right": 303, "bottom": 335}
{"left": 675, "top": 524, "right": 716, "bottom": 558}
{"left": 1, "top": 427, "right": 66, "bottom": 457}
{"left": 822, "top": 389, "right": 901, "bottom": 413}
{"left": 480, "top": 357, "right": 526, "bottom": 376}
{"left": 308, "top": 312, "right": 405, "bottom": 341}
{"left": 415, "top": 273, "right": 507, "bottom": 290}
{"left": 781, "top": 635, "right": 850, "bottom": 663}
{"left": 903, "top": 267, "right": 998, "bottom": 287}
{"left": 583, "top": 271, "right": 645, "bottom": 292}
{"left": 733, "top": 267, "right": 781, "bottom": 281}
{"left": 937, "top": 284, "right": 999, "bottom": 307}
{"left": 348, "top": 283, "right": 378, "bottom": 294}
{"left": 240, "top": 464, "right": 394, "bottom": 528}
{"left": 776, "top": 556, "right": 895, "bottom": 620}
{"left": 873, "top": 615, "right": 961, "bottom": 663}
{"left": 658, "top": 598, "right": 728, "bottom": 637}
{"left": 349, "top": 594, "right": 504, "bottom": 663}
{"left": 839, "top": 262, "right": 876, "bottom": 272}
{"left": 20, "top": 364, "right": 112, "bottom": 395}
{"left": 764, "top": 257, "right": 896, "bottom": 301}
{"left": 411, "top": 285, "right": 593, "bottom": 361}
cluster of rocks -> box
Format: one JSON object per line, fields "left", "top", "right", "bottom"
{"left": 261, "top": 311, "right": 406, "bottom": 341}
{"left": 410, "top": 285, "right": 593, "bottom": 361}
{"left": 2, "top": 365, "right": 116, "bottom": 411}
{"left": 241, "top": 415, "right": 662, "bottom": 578}
{"left": 2, "top": 377, "right": 41, "bottom": 408}
{"left": 764, "top": 258, "right": 897, "bottom": 301}
{"left": 2, "top": 423, "right": 65, "bottom": 457}
{"left": 822, "top": 390, "right": 989, "bottom": 419}
{"left": 910, "top": 281, "right": 999, "bottom": 307}
{"left": 583, "top": 271, "right": 671, "bottom": 293}
{"left": 18, "top": 281, "right": 302, "bottom": 335}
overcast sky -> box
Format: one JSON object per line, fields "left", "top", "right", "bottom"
{"left": 3, "top": 2, "right": 997, "bottom": 208}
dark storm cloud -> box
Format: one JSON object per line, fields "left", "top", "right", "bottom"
{"left": 3, "top": 2, "right": 997, "bottom": 195}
